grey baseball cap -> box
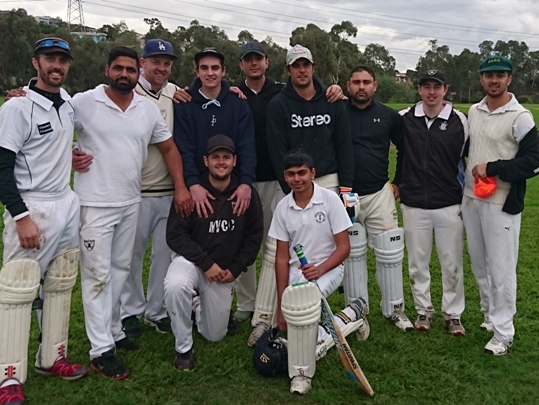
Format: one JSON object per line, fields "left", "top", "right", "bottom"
{"left": 286, "top": 44, "right": 314, "bottom": 66}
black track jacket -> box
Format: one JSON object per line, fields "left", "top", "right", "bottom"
{"left": 166, "top": 171, "right": 263, "bottom": 279}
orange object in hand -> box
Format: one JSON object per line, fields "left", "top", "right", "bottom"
{"left": 473, "top": 177, "right": 497, "bottom": 198}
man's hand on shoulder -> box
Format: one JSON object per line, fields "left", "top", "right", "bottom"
{"left": 229, "top": 183, "right": 251, "bottom": 216}
{"left": 190, "top": 184, "right": 215, "bottom": 218}
{"left": 326, "top": 84, "right": 346, "bottom": 103}
{"left": 72, "top": 149, "right": 93, "bottom": 172}
{"left": 173, "top": 86, "right": 192, "bottom": 103}
{"left": 16, "top": 216, "right": 40, "bottom": 250}
{"left": 174, "top": 185, "right": 194, "bottom": 217}
{"left": 229, "top": 86, "right": 247, "bottom": 100}
{"left": 5, "top": 87, "right": 26, "bottom": 102}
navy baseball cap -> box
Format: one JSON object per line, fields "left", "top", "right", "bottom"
{"left": 479, "top": 55, "right": 513, "bottom": 73}
{"left": 419, "top": 70, "right": 447, "bottom": 85}
{"left": 194, "top": 47, "right": 225, "bottom": 64}
{"left": 206, "top": 135, "right": 235, "bottom": 155}
{"left": 240, "top": 42, "right": 267, "bottom": 60}
{"left": 34, "top": 37, "right": 73, "bottom": 59}
{"left": 142, "top": 39, "right": 177, "bottom": 59}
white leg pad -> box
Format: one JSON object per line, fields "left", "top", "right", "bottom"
{"left": 0, "top": 258, "right": 41, "bottom": 385}
{"left": 374, "top": 229, "right": 405, "bottom": 318}
{"left": 343, "top": 222, "right": 369, "bottom": 308}
{"left": 40, "top": 248, "right": 79, "bottom": 369}
{"left": 251, "top": 237, "right": 277, "bottom": 327}
{"left": 281, "top": 282, "right": 321, "bottom": 379}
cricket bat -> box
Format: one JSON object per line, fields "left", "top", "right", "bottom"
{"left": 293, "top": 244, "right": 374, "bottom": 397}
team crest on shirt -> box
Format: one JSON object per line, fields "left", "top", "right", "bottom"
{"left": 439, "top": 121, "right": 448, "bottom": 131}
{"left": 314, "top": 211, "right": 326, "bottom": 223}
{"left": 160, "top": 109, "right": 167, "bottom": 119}
{"left": 84, "top": 239, "right": 95, "bottom": 251}
{"left": 37, "top": 122, "right": 53, "bottom": 135}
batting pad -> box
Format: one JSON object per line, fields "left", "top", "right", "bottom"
{"left": 281, "top": 282, "right": 321, "bottom": 379}
{"left": 373, "top": 229, "right": 405, "bottom": 318}
{"left": 40, "top": 248, "right": 79, "bottom": 369}
{"left": 251, "top": 237, "right": 277, "bottom": 327}
{"left": 0, "top": 258, "right": 41, "bottom": 385}
{"left": 343, "top": 222, "right": 369, "bottom": 309}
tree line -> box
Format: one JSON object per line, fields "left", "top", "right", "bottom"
{"left": 1, "top": 8, "right": 538, "bottom": 104}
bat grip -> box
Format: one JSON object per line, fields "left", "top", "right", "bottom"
{"left": 292, "top": 244, "right": 309, "bottom": 266}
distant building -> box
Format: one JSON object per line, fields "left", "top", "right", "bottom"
{"left": 35, "top": 15, "right": 62, "bottom": 27}
{"left": 72, "top": 31, "right": 106, "bottom": 42}
{"left": 395, "top": 72, "right": 410, "bottom": 83}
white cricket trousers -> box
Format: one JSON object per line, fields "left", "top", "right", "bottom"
{"left": 462, "top": 195, "right": 520, "bottom": 344}
{"left": 401, "top": 204, "right": 464, "bottom": 319}
{"left": 120, "top": 195, "right": 173, "bottom": 322}
{"left": 235, "top": 180, "right": 279, "bottom": 312}
{"left": 164, "top": 255, "right": 234, "bottom": 354}
{"left": 80, "top": 203, "right": 140, "bottom": 359}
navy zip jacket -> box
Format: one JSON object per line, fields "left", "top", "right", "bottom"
{"left": 237, "top": 77, "right": 283, "bottom": 182}
{"left": 173, "top": 78, "right": 256, "bottom": 188}
{"left": 267, "top": 76, "right": 354, "bottom": 193}
{"left": 166, "top": 171, "right": 263, "bottom": 279}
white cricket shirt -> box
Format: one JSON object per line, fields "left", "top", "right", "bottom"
{"left": 269, "top": 182, "right": 352, "bottom": 276}
{"left": 72, "top": 84, "right": 171, "bottom": 207}
{"left": 0, "top": 86, "right": 74, "bottom": 197}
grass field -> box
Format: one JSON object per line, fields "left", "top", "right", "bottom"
{"left": 1, "top": 104, "right": 539, "bottom": 404}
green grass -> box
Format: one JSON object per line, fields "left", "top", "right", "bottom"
{"left": 1, "top": 112, "right": 539, "bottom": 404}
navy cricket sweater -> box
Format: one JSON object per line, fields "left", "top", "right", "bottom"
{"left": 267, "top": 76, "right": 354, "bottom": 193}
{"left": 173, "top": 78, "right": 256, "bottom": 188}
{"left": 237, "top": 77, "right": 283, "bottom": 182}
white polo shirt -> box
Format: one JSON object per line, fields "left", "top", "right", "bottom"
{"left": 269, "top": 182, "right": 352, "bottom": 278}
{"left": 0, "top": 85, "right": 74, "bottom": 197}
{"left": 72, "top": 84, "right": 171, "bottom": 207}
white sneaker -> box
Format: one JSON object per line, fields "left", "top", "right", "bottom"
{"left": 484, "top": 336, "right": 512, "bottom": 356}
{"left": 247, "top": 322, "right": 270, "bottom": 347}
{"left": 290, "top": 374, "right": 312, "bottom": 394}
{"left": 480, "top": 317, "right": 493, "bottom": 332}
{"left": 315, "top": 317, "right": 366, "bottom": 360}
{"left": 391, "top": 311, "right": 414, "bottom": 332}
{"left": 356, "top": 317, "right": 370, "bottom": 341}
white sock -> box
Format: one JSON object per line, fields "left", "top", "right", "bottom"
{"left": 0, "top": 379, "right": 20, "bottom": 388}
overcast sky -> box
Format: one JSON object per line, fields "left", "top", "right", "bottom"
{"left": 4, "top": 0, "right": 539, "bottom": 71}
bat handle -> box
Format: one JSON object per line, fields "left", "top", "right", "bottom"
{"left": 292, "top": 244, "right": 309, "bottom": 266}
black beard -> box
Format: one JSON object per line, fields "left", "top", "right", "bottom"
{"left": 107, "top": 76, "right": 136, "bottom": 94}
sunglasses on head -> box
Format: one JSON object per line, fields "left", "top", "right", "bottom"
{"left": 34, "top": 38, "right": 71, "bottom": 53}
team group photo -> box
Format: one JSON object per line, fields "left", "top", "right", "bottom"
{"left": 1, "top": 3, "right": 539, "bottom": 405}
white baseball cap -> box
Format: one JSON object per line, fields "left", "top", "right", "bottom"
{"left": 286, "top": 44, "right": 314, "bottom": 66}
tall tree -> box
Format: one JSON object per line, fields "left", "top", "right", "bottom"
{"left": 330, "top": 21, "right": 361, "bottom": 86}
{"left": 361, "top": 43, "right": 396, "bottom": 76}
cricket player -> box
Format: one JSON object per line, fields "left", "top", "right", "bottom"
{"left": 165, "top": 135, "right": 263, "bottom": 371}
{"left": 271, "top": 149, "right": 367, "bottom": 394}
{"left": 396, "top": 70, "right": 468, "bottom": 335}
{"left": 344, "top": 65, "right": 413, "bottom": 333}
{"left": 248, "top": 44, "right": 354, "bottom": 346}
{"left": 462, "top": 55, "right": 539, "bottom": 355}
{"left": 234, "top": 42, "right": 344, "bottom": 324}
{"left": 0, "top": 37, "right": 87, "bottom": 405}
{"left": 72, "top": 46, "right": 190, "bottom": 379}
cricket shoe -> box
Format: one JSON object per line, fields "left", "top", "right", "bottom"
{"left": 247, "top": 322, "right": 270, "bottom": 347}
{"left": 290, "top": 372, "right": 311, "bottom": 395}
{"left": 414, "top": 314, "right": 432, "bottom": 331}
{"left": 232, "top": 310, "right": 253, "bottom": 322}
{"left": 121, "top": 315, "right": 142, "bottom": 338}
{"left": 174, "top": 349, "right": 194, "bottom": 371}
{"left": 0, "top": 381, "right": 24, "bottom": 405}
{"left": 90, "top": 349, "right": 129, "bottom": 380}
{"left": 349, "top": 298, "right": 370, "bottom": 341}
{"left": 35, "top": 357, "right": 89, "bottom": 380}
{"left": 315, "top": 317, "right": 366, "bottom": 361}
{"left": 392, "top": 311, "right": 414, "bottom": 332}
{"left": 144, "top": 317, "right": 172, "bottom": 333}
{"left": 484, "top": 336, "right": 512, "bottom": 356}
{"left": 115, "top": 337, "right": 141, "bottom": 352}
{"left": 480, "top": 316, "right": 493, "bottom": 332}
{"left": 444, "top": 319, "right": 465, "bottom": 336}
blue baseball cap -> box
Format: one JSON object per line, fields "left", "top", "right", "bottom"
{"left": 240, "top": 42, "right": 267, "bottom": 60}
{"left": 142, "top": 39, "right": 177, "bottom": 60}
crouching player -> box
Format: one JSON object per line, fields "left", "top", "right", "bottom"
{"left": 271, "top": 149, "right": 368, "bottom": 394}
{"left": 164, "top": 135, "right": 263, "bottom": 370}
{"left": 0, "top": 37, "right": 87, "bottom": 405}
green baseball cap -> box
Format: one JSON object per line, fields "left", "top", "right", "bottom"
{"left": 479, "top": 55, "right": 513, "bottom": 73}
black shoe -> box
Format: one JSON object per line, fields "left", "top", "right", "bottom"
{"left": 174, "top": 349, "right": 194, "bottom": 371}
{"left": 144, "top": 317, "right": 172, "bottom": 333}
{"left": 115, "top": 337, "right": 141, "bottom": 352}
{"left": 90, "top": 349, "right": 129, "bottom": 380}
{"left": 121, "top": 315, "right": 142, "bottom": 338}
{"left": 227, "top": 314, "right": 240, "bottom": 336}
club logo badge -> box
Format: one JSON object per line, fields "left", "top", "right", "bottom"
{"left": 315, "top": 212, "right": 326, "bottom": 223}
{"left": 158, "top": 41, "right": 166, "bottom": 51}
{"left": 428, "top": 70, "right": 437, "bottom": 76}
{"left": 84, "top": 239, "right": 95, "bottom": 251}
{"left": 211, "top": 115, "right": 217, "bottom": 126}
{"left": 439, "top": 121, "right": 448, "bottom": 131}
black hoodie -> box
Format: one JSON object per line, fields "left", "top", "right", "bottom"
{"left": 237, "top": 77, "right": 284, "bottom": 182}
{"left": 266, "top": 76, "right": 354, "bottom": 192}
{"left": 173, "top": 78, "right": 256, "bottom": 188}
{"left": 166, "top": 171, "right": 263, "bottom": 279}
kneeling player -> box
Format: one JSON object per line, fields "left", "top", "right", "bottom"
{"left": 0, "top": 38, "right": 87, "bottom": 405}
{"left": 164, "top": 135, "right": 263, "bottom": 370}
{"left": 271, "top": 149, "right": 368, "bottom": 394}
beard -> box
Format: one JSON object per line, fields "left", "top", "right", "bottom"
{"left": 107, "top": 76, "right": 136, "bottom": 94}
{"left": 37, "top": 64, "right": 65, "bottom": 89}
